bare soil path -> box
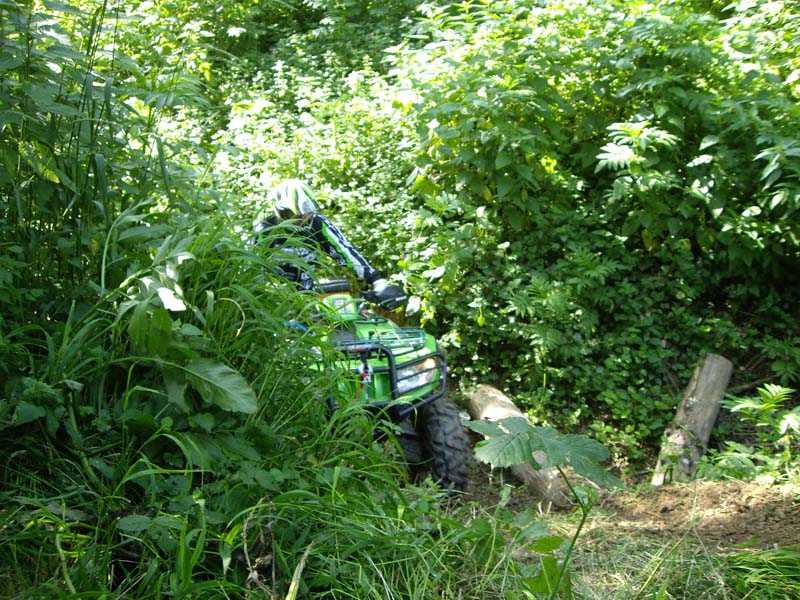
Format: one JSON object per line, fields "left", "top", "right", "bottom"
{"left": 464, "top": 459, "right": 800, "bottom": 550}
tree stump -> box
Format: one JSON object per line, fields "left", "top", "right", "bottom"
{"left": 651, "top": 354, "right": 733, "bottom": 486}
{"left": 466, "top": 384, "right": 570, "bottom": 508}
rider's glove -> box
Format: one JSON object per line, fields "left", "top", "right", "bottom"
{"left": 371, "top": 278, "right": 408, "bottom": 310}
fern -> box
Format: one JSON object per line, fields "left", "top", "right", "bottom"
{"left": 596, "top": 142, "right": 640, "bottom": 173}
{"left": 713, "top": 385, "right": 799, "bottom": 483}
{"left": 595, "top": 122, "right": 679, "bottom": 173}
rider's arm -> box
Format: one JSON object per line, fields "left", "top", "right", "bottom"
{"left": 250, "top": 214, "right": 280, "bottom": 246}
{"left": 309, "top": 213, "right": 380, "bottom": 283}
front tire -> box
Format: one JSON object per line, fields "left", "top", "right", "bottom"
{"left": 404, "top": 398, "right": 470, "bottom": 494}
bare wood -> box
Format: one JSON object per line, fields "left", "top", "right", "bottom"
{"left": 466, "top": 384, "right": 569, "bottom": 508}
{"left": 652, "top": 354, "right": 733, "bottom": 486}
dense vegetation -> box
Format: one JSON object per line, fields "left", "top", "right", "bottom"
{"left": 1, "top": 0, "right": 798, "bottom": 598}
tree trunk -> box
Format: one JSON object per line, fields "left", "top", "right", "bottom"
{"left": 651, "top": 354, "right": 734, "bottom": 486}
{"left": 466, "top": 384, "right": 569, "bottom": 508}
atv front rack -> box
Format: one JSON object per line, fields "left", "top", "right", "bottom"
{"left": 333, "top": 324, "right": 428, "bottom": 357}
{"left": 333, "top": 339, "right": 447, "bottom": 423}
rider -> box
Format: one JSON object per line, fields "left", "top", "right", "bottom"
{"left": 253, "top": 179, "right": 408, "bottom": 309}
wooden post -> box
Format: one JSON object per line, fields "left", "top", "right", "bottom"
{"left": 652, "top": 354, "right": 733, "bottom": 486}
{"left": 466, "top": 384, "right": 569, "bottom": 508}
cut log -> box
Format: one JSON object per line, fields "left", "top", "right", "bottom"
{"left": 466, "top": 384, "right": 569, "bottom": 508}
{"left": 651, "top": 353, "right": 733, "bottom": 486}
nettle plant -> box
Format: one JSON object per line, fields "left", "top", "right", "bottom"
{"left": 467, "top": 416, "right": 623, "bottom": 598}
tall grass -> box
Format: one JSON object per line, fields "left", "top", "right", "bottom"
{"left": 726, "top": 547, "right": 800, "bottom": 600}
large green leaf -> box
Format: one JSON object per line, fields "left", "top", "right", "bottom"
{"left": 184, "top": 359, "right": 257, "bottom": 414}
{"left": 162, "top": 366, "right": 189, "bottom": 411}
{"left": 117, "top": 514, "right": 152, "bottom": 533}
{"left": 128, "top": 303, "right": 173, "bottom": 355}
{"left": 11, "top": 400, "right": 47, "bottom": 426}
{"left": 468, "top": 417, "right": 622, "bottom": 488}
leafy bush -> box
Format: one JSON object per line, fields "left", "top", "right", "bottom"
{"left": 346, "top": 0, "right": 800, "bottom": 460}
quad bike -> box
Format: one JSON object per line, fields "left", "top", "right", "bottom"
{"left": 310, "top": 278, "right": 471, "bottom": 493}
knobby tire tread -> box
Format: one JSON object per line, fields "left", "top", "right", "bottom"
{"left": 421, "top": 398, "right": 470, "bottom": 493}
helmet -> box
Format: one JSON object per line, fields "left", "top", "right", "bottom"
{"left": 269, "top": 179, "right": 318, "bottom": 220}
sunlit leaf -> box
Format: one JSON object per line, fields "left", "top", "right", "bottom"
{"left": 530, "top": 535, "right": 564, "bottom": 553}
{"left": 184, "top": 359, "right": 257, "bottom": 414}
{"left": 117, "top": 224, "right": 172, "bottom": 244}
{"left": 422, "top": 266, "right": 445, "bottom": 280}
{"left": 158, "top": 287, "right": 187, "bottom": 312}
{"left": 779, "top": 408, "right": 800, "bottom": 435}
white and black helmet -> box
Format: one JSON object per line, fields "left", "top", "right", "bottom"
{"left": 269, "top": 179, "right": 319, "bottom": 220}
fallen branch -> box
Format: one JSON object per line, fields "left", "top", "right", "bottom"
{"left": 728, "top": 377, "right": 774, "bottom": 395}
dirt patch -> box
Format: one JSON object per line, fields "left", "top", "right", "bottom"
{"left": 597, "top": 480, "right": 800, "bottom": 549}
{"left": 463, "top": 458, "right": 800, "bottom": 550}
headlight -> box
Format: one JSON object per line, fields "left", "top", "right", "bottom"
{"left": 396, "top": 358, "right": 438, "bottom": 395}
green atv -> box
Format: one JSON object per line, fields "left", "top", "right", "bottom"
{"left": 313, "top": 278, "right": 471, "bottom": 493}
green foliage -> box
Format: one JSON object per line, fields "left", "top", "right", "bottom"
{"left": 226, "top": 463, "right": 558, "bottom": 600}
{"left": 701, "top": 385, "right": 799, "bottom": 483}
{"left": 335, "top": 0, "right": 800, "bottom": 460}
{"left": 0, "top": 3, "right": 561, "bottom": 598}
{"left": 1, "top": 207, "right": 331, "bottom": 597}
{"left": 242, "top": 0, "right": 425, "bottom": 90}
{"left": 3, "top": 0, "right": 800, "bottom": 596}
{"left": 155, "top": 0, "right": 800, "bottom": 465}
{"left": 468, "top": 417, "right": 622, "bottom": 490}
